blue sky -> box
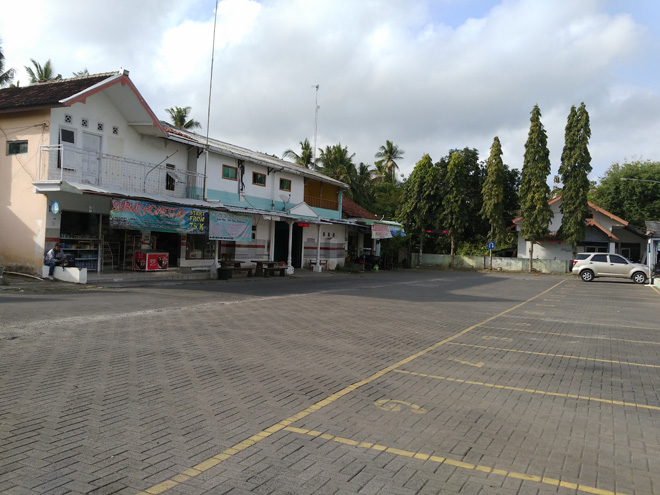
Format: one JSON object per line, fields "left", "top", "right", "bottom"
{"left": 2, "top": 0, "right": 659, "bottom": 184}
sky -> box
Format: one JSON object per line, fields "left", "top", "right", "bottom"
{"left": 2, "top": 0, "right": 659, "bottom": 184}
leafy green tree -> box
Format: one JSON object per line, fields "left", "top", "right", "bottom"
{"left": 481, "top": 136, "right": 507, "bottom": 269}
{"left": 374, "top": 140, "right": 404, "bottom": 184}
{"left": 559, "top": 103, "right": 592, "bottom": 257}
{"left": 503, "top": 166, "right": 521, "bottom": 226}
{"left": 371, "top": 181, "right": 403, "bottom": 220}
{"left": 73, "top": 68, "right": 89, "bottom": 77}
{"left": 165, "top": 106, "right": 201, "bottom": 130}
{"left": 0, "top": 37, "right": 15, "bottom": 87}
{"left": 397, "top": 154, "right": 443, "bottom": 265}
{"left": 283, "top": 138, "right": 315, "bottom": 169}
{"left": 25, "top": 59, "right": 61, "bottom": 84}
{"left": 520, "top": 104, "right": 553, "bottom": 271}
{"left": 318, "top": 143, "right": 355, "bottom": 186}
{"left": 443, "top": 151, "right": 469, "bottom": 267}
{"left": 436, "top": 147, "right": 486, "bottom": 243}
{"left": 590, "top": 160, "right": 660, "bottom": 229}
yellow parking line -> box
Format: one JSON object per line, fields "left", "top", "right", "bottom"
{"left": 283, "top": 426, "right": 625, "bottom": 495}
{"left": 136, "top": 279, "right": 567, "bottom": 494}
{"left": 446, "top": 342, "right": 660, "bottom": 368}
{"left": 393, "top": 368, "right": 660, "bottom": 412}
{"left": 478, "top": 325, "right": 660, "bottom": 346}
{"left": 501, "top": 315, "right": 660, "bottom": 331}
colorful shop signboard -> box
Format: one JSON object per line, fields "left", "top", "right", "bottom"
{"left": 110, "top": 199, "right": 208, "bottom": 234}
{"left": 209, "top": 211, "right": 252, "bottom": 242}
{"left": 110, "top": 199, "right": 252, "bottom": 240}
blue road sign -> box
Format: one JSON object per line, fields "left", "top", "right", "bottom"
{"left": 487, "top": 241, "right": 496, "bottom": 250}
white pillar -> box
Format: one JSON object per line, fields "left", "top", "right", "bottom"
{"left": 314, "top": 223, "right": 322, "bottom": 272}
{"left": 287, "top": 220, "right": 294, "bottom": 274}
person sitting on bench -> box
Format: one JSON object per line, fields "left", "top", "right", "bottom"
{"left": 44, "top": 243, "right": 64, "bottom": 280}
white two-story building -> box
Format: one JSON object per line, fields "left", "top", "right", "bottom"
{"left": 0, "top": 70, "right": 350, "bottom": 276}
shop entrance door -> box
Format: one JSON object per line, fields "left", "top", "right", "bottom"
{"left": 292, "top": 223, "right": 303, "bottom": 268}
{"left": 82, "top": 132, "right": 101, "bottom": 184}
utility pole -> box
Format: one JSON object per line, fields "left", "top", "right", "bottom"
{"left": 312, "top": 84, "right": 319, "bottom": 170}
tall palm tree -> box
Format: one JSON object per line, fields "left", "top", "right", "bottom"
{"left": 283, "top": 138, "right": 314, "bottom": 169}
{"left": 0, "top": 38, "right": 15, "bottom": 87}
{"left": 73, "top": 68, "right": 89, "bottom": 77}
{"left": 165, "top": 106, "right": 202, "bottom": 130}
{"left": 374, "top": 140, "right": 404, "bottom": 183}
{"left": 318, "top": 143, "right": 356, "bottom": 186}
{"left": 25, "top": 59, "right": 61, "bottom": 84}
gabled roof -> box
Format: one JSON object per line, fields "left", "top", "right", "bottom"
{"left": 0, "top": 72, "right": 116, "bottom": 111}
{"left": 342, "top": 196, "right": 378, "bottom": 220}
{"left": 0, "top": 70, "right": 166, "bottom": 137}
{"left": 512, "top": 195, "right": 629, "bottom": 227}
{"left": 585, "top": 219, "right": 619, "bottom": 240}
{"left": 164, "top": 126, "right": 349, "bottom": 189}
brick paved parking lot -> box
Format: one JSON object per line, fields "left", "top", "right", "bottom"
{"left": 1, "top": 271, "right": 660, "bottom": 494}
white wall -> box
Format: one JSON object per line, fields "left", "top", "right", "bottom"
{"left": 50, "top": 94, "right": 189, "bottom": 172}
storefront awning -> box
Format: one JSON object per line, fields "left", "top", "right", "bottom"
{"left": 33, "top": 181, "right": 225, "bottom": 210}
{"left": 358, "top": 219, "right": 405, "bottom": 238}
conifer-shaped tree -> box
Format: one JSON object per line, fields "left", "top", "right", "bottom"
{"left": 396, "top": 154, "right": 442, "bottom": 265}
{"left": 481, "top": 136, "right": 506, "bottom": 270}
{"left": 443, "top": 151, "right": 469, "bottom": 267}
{"left": 520, "top": 104, "right": 553, "bottom": 272}
{"left": 559, "top": 103, "right": 592, "bottom": 257}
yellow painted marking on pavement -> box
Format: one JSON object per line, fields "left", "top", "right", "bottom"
{"left": 651, "top": 285, "right": 660, "bottom": 295}
{"left": 136, "top": 279, "right": 567, "bottom": 495}
{"left": 374, "top": 399, "right": 427, "bottom": 413}
{"left": 482, "top": 335, "right": 513, "bottom": 342}
{"left": 501, "top": 314, "right": 660, "bottom": 331}
{"left": 535, "top": 303, "right": 555, "bottom": 307}
{"left": 447, "top": 342, "right": 660, "bottom": 369}
{"left": 524, "top": 311, "right": 546, "bottom": 315}
{"left": 479, "top": 325, "right": 660, "bottom": 346}
{"left": 451, "top": 358, "right": 484, "bottom": 367}
{"left": 283, "top": 426, "right": 625, "bottom": 495}
{"left": 393, "top": 368, "right": 660, "bottom": 411}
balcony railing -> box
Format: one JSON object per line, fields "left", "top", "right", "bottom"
{"left": 304, "top": 195, "right": 339, "bottom": 211}
{"left": 38, "top": 145, "right": 204, "bottom": 199}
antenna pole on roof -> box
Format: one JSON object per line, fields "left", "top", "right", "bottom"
{"left": 203, "top": 0, "right": 220, "bottom": 201}
{"left": 312, "top": 84, "right": 319, "bottom": 170}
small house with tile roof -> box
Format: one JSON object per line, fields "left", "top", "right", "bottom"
{"left": 512, "top": 196, "right": 648, "bottom": 263}
{"left": 341, "top": 196, "right": 404, "bottom": 266}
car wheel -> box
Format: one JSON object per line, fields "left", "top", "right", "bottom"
{"left": 632, "top": 272, "right": 647, "bottom": 284}
{"left": 580, "top": 270, "right": 594, "bottom": 282}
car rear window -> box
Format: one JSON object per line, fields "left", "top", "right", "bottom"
{"left": 575, "top": 254, "right": 589, "bottom": 260}
{"left": 591, "top": 254, "right": 608, "bottom": 262}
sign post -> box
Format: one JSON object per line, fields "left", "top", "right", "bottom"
{"left": 487, "top": 241, "right": 496, "bottom": 271}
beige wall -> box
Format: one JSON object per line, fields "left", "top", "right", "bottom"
{"left": 0, "top": 109, "right": 51, "bottom": 273}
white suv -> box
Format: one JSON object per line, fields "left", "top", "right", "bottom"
{"left": 572, "top": 253, "right": 648, "bottom": 284}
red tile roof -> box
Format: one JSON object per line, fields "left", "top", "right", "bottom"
{"left": 0, "top": 72, "right": 117, "bottom": 112}
{"left": 342, "top": 196, "right": 379, "bottom": 220}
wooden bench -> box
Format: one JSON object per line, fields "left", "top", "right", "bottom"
{"left": 264, "top": 266, "right": 287, "bottom": 277}
{"left": 231, "top": 266, "right": 253, "bottom": 277}
{"left": 218, "top": 266, "right": 253, "bottom": 280}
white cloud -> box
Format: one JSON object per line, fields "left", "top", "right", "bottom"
{"left": 1, "top": 0, "right": 657, "bottom": 183}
